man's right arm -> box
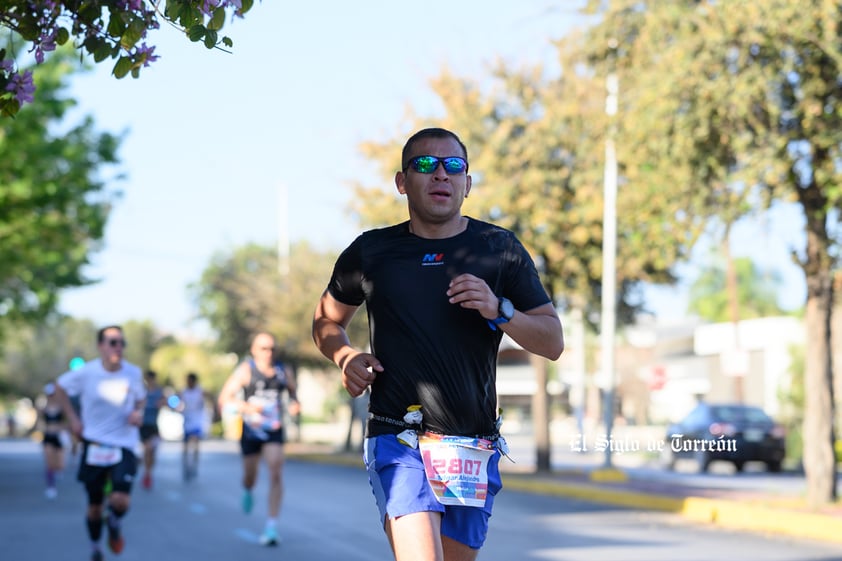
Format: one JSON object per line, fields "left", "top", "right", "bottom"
{"left": 312, "top": 289, "right": 382, "bottom": 397}
{"left": 54, "top": 379, "right": 81, "bottom": 437}
{"left": 217, "top": 365, "right": 247, "bottom": 414}
{"left": 312, "top": 289, "right": 358, "bottom": 369}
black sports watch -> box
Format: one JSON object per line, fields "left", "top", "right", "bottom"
{"left": 487, "top": 297, "right": 515, "bottom": 331}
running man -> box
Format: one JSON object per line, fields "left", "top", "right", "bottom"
{"left": 54, "top": 325, "right": 146, "bottom": 561}
{"left": 218, "top": 332, "right": 300, "bottom": 547}
{"left": 178, "top": 372, "right": 206, "bottom": 481}
{"left": 312, "top": 127, "right": 564, "bottom": 561}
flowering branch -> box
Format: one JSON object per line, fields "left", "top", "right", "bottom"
{"left": 0, "top": 0, "right": 254, "bottom": 117}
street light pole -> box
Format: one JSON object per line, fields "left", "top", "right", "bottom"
{"left": 601, "top": 46, "right": 619, "bottom": 469}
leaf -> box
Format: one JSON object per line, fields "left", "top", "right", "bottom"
{"left": 112, "top": 56, "right": 133, "bottom": 79}
{"left": 203, "top": 30, "right": 218, "bottom": 49}
{"left": 121, "top": 18, "right": 147, "bottom": 49}
{"left": 208, "top": 7, "right": 226, "bottom": 31}
{"left": 93, "top": 43, "right": 113, "bottom": 63}
{"left": 107, "top": 14, "right": 127, "bottom": 38}
{"left": 56, "top": 28, "right": 70, "bottom": 46}
{"left": 187, "top": 24, "right": 206, "bottom": 42}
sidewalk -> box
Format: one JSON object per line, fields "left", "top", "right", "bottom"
{"left": 285, "top": 434, "right": 842, "bottom": 547}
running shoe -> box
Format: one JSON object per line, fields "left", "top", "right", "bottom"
{"left": 107, "top": 521, "right": 124, "bottom": 554}
{"left": 91, "top": 550, "right": 103, "bottom": 561}
{"left": 241, "top": 489, "right": 253, "bottom": 514}
{"left": 45, "top": 487, "right": 58, "bottom": 500}
{"left": 259, "top": 527, "right": 279, "bottom": 546}
{"left": 142, "top": 473, "right": 152, "bottom": 490}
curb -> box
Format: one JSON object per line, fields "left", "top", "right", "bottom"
{"left": 288, "top": 447, "right": 842, "bottom": 545}
{"left": 501, "top": 473, "right": 842, "bottom": 545}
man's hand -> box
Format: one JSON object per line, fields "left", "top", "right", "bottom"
{"left": 288, "top": 399, "right": 302, "bottom": 417}
{"left": 127, "top": 409, "right": 143, "bottom": 427}
{"left": 340, "top": 350, "right": 383, "bottom": 397}
{"left": 447, "top": 273, "right": 498, "bottom": 320}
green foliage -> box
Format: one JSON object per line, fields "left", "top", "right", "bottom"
{"left": 0, "top": 45, "right": 122, "bottom": 328}
{"left": 0, "top": 316, "right": 97, "bottom": 398}
{"left": 0, "top": 317, "right": 169, "bottom": 399}
{"left": 0, "top": 0, "right": 257, "bottom": 116}
{"left": 149, "top": 340, "right": 237, "bottom": 394}
{"left": 192, "top": 241, "right": 369, "bottom": 366}
{"left": 120, "top": 320, "right": 165, "bottom": 372}
{"left": 688, "top": 256, "right": 787, "bottom": 322}
{"left": 584, "top": 0, "right": 841, "bottom": 252}
{"left": 580, "top": 0, "right": 839, "bottom": 506}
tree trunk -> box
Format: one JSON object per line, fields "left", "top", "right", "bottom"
{"left": 531, "top": 355, "right": 551, "bottom": 471}
{"left": 800, "top": 189, "right": 838, "bottom": 508}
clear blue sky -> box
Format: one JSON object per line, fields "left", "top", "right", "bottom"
{"left": 56, "top": 0, "right": 806, "bottom": 335}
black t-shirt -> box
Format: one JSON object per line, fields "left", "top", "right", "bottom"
{"left": 327, "top": 217, "right": 551, "bottom": 437}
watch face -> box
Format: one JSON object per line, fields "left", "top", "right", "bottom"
{"left": 499, "top": 297, "right": 515, "bottom": 320}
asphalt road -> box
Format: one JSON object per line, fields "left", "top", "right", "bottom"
{"left": 1, "top": 438, "right": 841, "bottom": 561}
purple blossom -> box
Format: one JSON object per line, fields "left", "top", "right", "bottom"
{"left": 201, "top": 0, "right": 222, "bottom": 16}
{"left": 5, "top": 70, "right": 36, "bottom": 105}
{"left": 32, "top": 29, "right": 58, "bottom": 64}
{"left": 134, "top": 43, "right": 159, "bottom": 67}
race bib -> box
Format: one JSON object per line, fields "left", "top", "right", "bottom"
{"left": 245, "top": 396, "right": 281, "bottom": 431}
{"left": 419, "top": 433, "right": 495, "bottom": 507}
{"left": 86, "top": 443, "right": 122, "bottom": 467}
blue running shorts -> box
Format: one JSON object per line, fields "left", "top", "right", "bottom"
{"left": 364, "top": 434, "right": 503, "bottom": 549}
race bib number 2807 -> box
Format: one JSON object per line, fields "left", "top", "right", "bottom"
{"left": 419, "top": 434, "right": 495, "bottom": 507}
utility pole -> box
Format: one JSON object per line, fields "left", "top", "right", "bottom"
{"left": 601, "top": 40, "right": 619, "bottom": 469}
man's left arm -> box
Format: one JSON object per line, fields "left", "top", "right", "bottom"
{"left": 447, "top": 273, "right": 564, "bottom": 360}
{"left": 497, "top": 302, "right": 564, "bottom": 360}
{"left": 127, "top": 371, "right": 146, "bottom": 427}
{"left": 285, "top": 367, "right": 301, "bottom": 417}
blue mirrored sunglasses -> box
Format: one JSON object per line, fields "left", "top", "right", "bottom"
{"left": 405, "top": 155, "right": 468, "bottom": 175}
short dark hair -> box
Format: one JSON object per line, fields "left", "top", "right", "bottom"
{"left": 401, "top": 127, "right": 468, "bottom": 171}
{"left": 97, "top": 325, "right": 123, "bottom": 343}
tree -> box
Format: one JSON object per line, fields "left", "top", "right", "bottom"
{"left": 149, "top": 340, "right": 237, "bottom": 395}
{"left": 192, "top": 241, "right": 368, "bottom": 366}
{"left": 120, "top": 319, "right": 167, "bottom": 372}
{"left": 0, "top": 45, "right": 122, "bottom": 332}
{"left": 0, "top": 0, "right": 256, "bottom": 117}
{"left": 0, "top": 316, "right": 97, "bottom": 398}
{"left": 582, "top": 0, "right": 840, "bottom": 506}
{"left": 688, "top": 256, "right": 787, "bottom": 322}
{"left": 0, "top": 316, "right": 169, "bottom": 400}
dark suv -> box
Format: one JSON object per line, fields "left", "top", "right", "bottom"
{"left": 662, "top": 402, "right": 786, "bottom": 473}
